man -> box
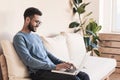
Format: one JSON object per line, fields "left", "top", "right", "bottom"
{"left": 13, "top": 7, "right": 90, "bottom": 80}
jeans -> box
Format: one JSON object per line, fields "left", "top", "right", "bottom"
{"left": 30, "top": 69, "right": 90, "bottom": 80}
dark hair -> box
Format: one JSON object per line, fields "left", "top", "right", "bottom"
{"left": 24, "top": 7, "right": 42, "bottom": 20}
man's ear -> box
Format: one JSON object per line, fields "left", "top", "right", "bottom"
{"left": 25, "top": 17, "right": 30, "bottom": 23}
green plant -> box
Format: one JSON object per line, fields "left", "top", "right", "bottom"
{"left": 69, "top": 0, "right": 102, "bottom": 56}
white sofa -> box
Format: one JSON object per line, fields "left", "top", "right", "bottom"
{"left": 0, "top": 32, "right": 116, "bottom": 80}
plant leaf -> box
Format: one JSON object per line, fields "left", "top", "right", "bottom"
{"left": 77, "top": 3, "right": 90, "bottom": 14}
{"left": 73, "top": 8, "right": 77, "bottom": 14}
{"left": 86, "top": 30, "right": 96, "bottom": 36}
{"left": 80, "top": 3, "right": 90, "bottom": 8}
{"left": 69, "top": 22, "right": 80, "bottom": 28}
{"left": 92, "top": 22, "right": 98, "bottom": 33}
{"left": 91, "top": 22, "right": 102, "bottom": 33}
{"left": 74, "top": 0, "right": 82, "bottom": 4}
{"left": 84, "top": 36, "right": 90, "bottom": 47}
{"left": 93, "top": 49, "right": 100, "bottom": 56}
{"left": 77, "top": 7, "right": 85, "bottom": 14}
{"left": 86, "top": 21, "right": 102, "bottom": 34}
{"left": 96, "top": 25, "right": 102, "bottom": 32}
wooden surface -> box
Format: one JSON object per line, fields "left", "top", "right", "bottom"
{"left": 110, "top": 73, "right": 120, "bottom": 80}
{"left": 0, "top": 54, "right": 3, "bottom": 80}
{"left": 99, "top": 33, "right": 120, "bottom": 73}
{"left": 0, "top": 65, "right": 2, "bottom": 80}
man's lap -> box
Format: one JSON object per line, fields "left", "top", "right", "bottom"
{"left": 30, "top": 70, "right": 89, "bottom": 80}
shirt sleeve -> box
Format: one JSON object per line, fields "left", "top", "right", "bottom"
{"left": 13, "top": 35, "right": 56, "bottom": 70}
{"left": 46, "top": 50, "right": 63, "bottom": 64}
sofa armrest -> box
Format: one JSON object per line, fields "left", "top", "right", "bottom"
{"left": 0, "top": 54, "right": 8, "bottom": 80}
{"left": 0, "top": 65, "right": 3, "bottom": 80}
{"left": 81, "top": 56, "right": 116, "bottom": 80}
{"left": 0, "top": 53, "right": 32, "bottom": 80}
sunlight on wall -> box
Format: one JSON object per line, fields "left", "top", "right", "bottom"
{"left": 0, "top": 0, "right": 100, "bottom": 36}
{"left": 0, "top": 0, "right": 71, "bottom": 36}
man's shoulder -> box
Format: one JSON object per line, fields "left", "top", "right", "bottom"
{"left": 14, "top": 32, "right": 40, "bottom": 40}
{"left": 14, "top": 31, "right": 23, "bottom": 35}
{"left": 13, "top": 32, "right": 26, "bottom": 40}
{"left": 14, "top": 32, "right": 22, "bottom": 37}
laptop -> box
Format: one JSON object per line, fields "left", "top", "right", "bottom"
{"left": 51, "top": 53, "right": 88, "bottom": 75}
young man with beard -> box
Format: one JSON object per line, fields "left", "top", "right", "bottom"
{"left": 13, "top": 7, "right": 90, "bottom": 80}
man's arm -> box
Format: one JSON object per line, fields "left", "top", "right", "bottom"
{"left": 45, "top": 48, "right": 76, "bottom": 70}
{"left": 46, "top": 50, "right": 63, "bottom": 64}
{"left": 13, "top": 35, "right": 56, "bottom": 70}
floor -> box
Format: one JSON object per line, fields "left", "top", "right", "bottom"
{"left": 110, "top": 73, "right": 120, "bottom": 80}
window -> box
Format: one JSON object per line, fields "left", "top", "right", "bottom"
{"left": 112, "top": 0, "right": 120, "bottom": 32}
{"left": 99, "top": 0, "right": 120, "bottom": 33}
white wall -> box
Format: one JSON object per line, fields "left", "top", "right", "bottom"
{"left": 0, "top": 0, "right": 72, "bottom": 36}
{"left": 0, "top": 0, "right": 102, "bottom": 36}
{"left": 85, "top": 0, "right": 99, "bottom": 23}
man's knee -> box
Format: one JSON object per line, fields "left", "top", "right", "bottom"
{"left": 77, "top": 71, "right": 90, "bottom": 80}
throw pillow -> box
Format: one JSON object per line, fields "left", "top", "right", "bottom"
{"left": 0, "top": 40, "right": 30, "bottom": 79}
{"left": 41, "top": 35, "right": 70, "bottom": 62}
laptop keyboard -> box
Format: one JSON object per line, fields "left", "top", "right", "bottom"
{"left": 65, "top": 68, "right": 77, "bottom": 73}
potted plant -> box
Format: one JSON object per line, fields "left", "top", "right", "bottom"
{"left": 69, "top": 0, "right": 102, "bottom": 56}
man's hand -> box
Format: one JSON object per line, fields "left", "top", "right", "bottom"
{"left": 64, "top": 62, "right": 76, "bottom": 70}
{"left": 55, "top": 62, "right": 76, "bottom": 70}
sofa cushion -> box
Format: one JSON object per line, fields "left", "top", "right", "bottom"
{"left": 41, "top": 35, "right": 70, "bottom": 62}
{"left": 0, "top": 40, "right": 30, "bottom": 79}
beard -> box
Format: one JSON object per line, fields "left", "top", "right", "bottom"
{"left": 27, "top": 22, "right": 35, "bottom": 32}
